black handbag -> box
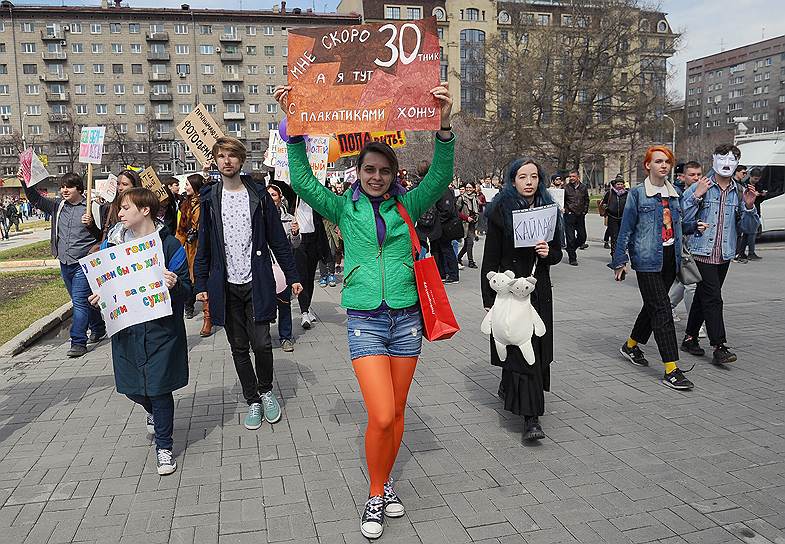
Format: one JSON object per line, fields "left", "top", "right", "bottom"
{"left": 442, "top": 216, "right": 465, "bottom": 241}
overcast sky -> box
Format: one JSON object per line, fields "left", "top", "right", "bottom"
{"left": 36, "top": 0, "right": 785, "bottom": 99}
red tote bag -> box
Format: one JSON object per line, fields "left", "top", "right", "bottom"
{"left": 396, "top": 201, "right": 460, "bottom": 341}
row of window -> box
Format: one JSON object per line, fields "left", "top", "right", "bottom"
{"left": 1, "top": 63, "right": 285, "bottom": 75}
{"left": 0, "top": 82, "right": 279, "bottom": 96}
{"left": 15, "top": 101, "right": 279, "bottom": 115}
{"left": 11, "top": 22, "right": 279, "bottom": 37}
{"left": 14, "top": 42, "right": 286, "bottom": 57}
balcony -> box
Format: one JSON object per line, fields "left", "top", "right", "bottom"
{"left": 48, "top": 113, "right": 70, "bottom": 122}
{"left": 220, "top": 51, "right": 243, "bottom": 62}
{"left": 223, "top": 112, "right": 245, "bottom": 120}
{"left": 45, "top": 92, "right": 70, "bottom": 101}
{"left": 221, "top": 73, "right": 243, "bottom": 82}
{"left": 147, "top": 51, "right": 171, "bottom": 61}
{"left": 222, "top": 91, "right": 244, "bottom": 101}
{"left": 148, "top": 72, "right": 171, "bottom": 82}
{"left": 149, "top": 92, "right": 173, "bottom": 101}
{"left": 42, "top": 51, "right": 67, "bottom": 61}
{"left": 40, "top": 30, "right": 65, "bottom": 40}
{"left": 42, "top": 73, "right": 69, "bottom": 82}
{"left": 146, "top": 31, "right": 170, "bottom": 41}
{"left": 154, "top": 112, "right": 174, "bottom": 121}
{"left": 219, "top": 34, "right": 241, "bottom": 43}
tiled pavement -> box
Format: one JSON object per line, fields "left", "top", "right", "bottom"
{"left": 1, "top": 239, "right": 784, "bottom": 544}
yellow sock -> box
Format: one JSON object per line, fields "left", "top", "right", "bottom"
{"left": 664, "top": 361, "right": 678, "bottom": 374}
{"left": 626, "top": 338, "right": 638, "bottom": 349}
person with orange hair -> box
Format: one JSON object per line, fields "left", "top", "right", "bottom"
{"left": 609, "top": 146, "right": 698, "bottom": 390}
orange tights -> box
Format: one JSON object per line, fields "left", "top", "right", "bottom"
{"left": 352, "top": 355, "right": 418, "bottom": 497}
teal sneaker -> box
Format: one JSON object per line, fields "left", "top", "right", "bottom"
{"left": 261, "top": 391, "right": 281, "bottom": 424}
{"left": 244, "top": 402, "right": 263, "bottom": 430}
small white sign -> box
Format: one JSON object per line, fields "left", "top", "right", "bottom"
{"left": 548, "top": 188, "right": 565, "bottom": 209}
{"left": 79, "top": 127, "right": 106, "bottom": 164}
{"left": 512, "top": 204, "right": 559, "bottom": 248}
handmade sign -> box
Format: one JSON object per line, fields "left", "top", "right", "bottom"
{"left": 286, "top": 17, "right": 442, "bottom": 134}
{"left": 79, "top": 127, "right": 106, "bottom": 164}
{"left": 95, "top": 174, "right": 118, "bottom": 203}
{"left": 336, "top": 130, "right": 407, "bottom": 157}
{"left": 343, "top": 166, "right": 357, "bottom": 186}
{"left": 266, "top": 130, "right": 329, "bottom": 184}
{"left": 19, "top": 148, "right": 50, "bottom": 187}
{"left": 139, "top": 167, "right": 168, "bottom": 203}
{"left": 79, "top": 232, "right": 171, "bottom": 337}
{"left": 512, "top": 204, "right": 559, "bottom": 248}
{"left": 480, "top": 187, "right": 499, "bottom": 202}
{"left": 548, "top": 188, "right": 565, "bottom": 209}
{"left": 176, "top": 103, "right": 225, "bottom": 166}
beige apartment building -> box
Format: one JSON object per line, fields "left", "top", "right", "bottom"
{"left": 0, "top": 0, "right": 360, "bottom": 185}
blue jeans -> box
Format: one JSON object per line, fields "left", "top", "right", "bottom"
{"left": 347, "top": 308, "right": 423, "bottom": 360}
{"left": 60, "top": 262, "right": 105, "bottom": 347}
{"left": 126, "top": 393, "right": 174, "bottom": 450}
{"left": 276, "top": 286, "right": 293, "bottom": 341}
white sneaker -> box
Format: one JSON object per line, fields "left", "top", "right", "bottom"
{"left": 457, "top": 263, "right": 465, "bottom": 270}
{"left": 156, "top": 449, "right": 177, "bottom": 476}
{"left": 301, "top": 312, "right": 312, "bottom": 330}
{"left": 699, "top": 324, "right": 707, "bottom": 338}
{"left": 672, "top": 310, "right": 681, "bottom": 323}
{"left": 308, "top": 310, "right": 318, "bottom": 323}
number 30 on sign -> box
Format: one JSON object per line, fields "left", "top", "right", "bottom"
{"left": 286, "top": 17, "right": 442, "bottom": 135}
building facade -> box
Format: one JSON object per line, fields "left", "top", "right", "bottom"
{"left": 685, "top": 36, "right": 785, "bottom": 158}
{"left": 0, "top": 1, "right": 360, "bottom": 181}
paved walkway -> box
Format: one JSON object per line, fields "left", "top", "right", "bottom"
{"left": 1, "top": 239, "right": 784, "bottom": 544}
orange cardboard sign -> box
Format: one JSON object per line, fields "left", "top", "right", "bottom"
{"left": 286, "top": 18, "right": 441, "bottom": 135}
{"left": 337, "top": 130, "right": 407, "bottom": 157}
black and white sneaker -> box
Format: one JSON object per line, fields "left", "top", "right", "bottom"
{"left": 662, "top": 368, "right": 694, "bottom": 390}
{"left": 620, "top": 343, "right": 649, "bottom": 367}
{"left": 146, "top": 413, "right": 155, "bottom": 435}
{"left": 360, "top": 495, "right": 385, "bottom": 539}
{"left": 156, "top": 449, "right": 177, "bottom": 475}
{"left": 712, "top": 344, "right": 737, "bottom": 365}
{"left": 523, "top": 416, "right": 545, "bottom": 441}
{"left": 383, "top": 479, "right": 405, "bottom": 517}
{"left": 681, "top": 336, "right": 705, "bottom": 357}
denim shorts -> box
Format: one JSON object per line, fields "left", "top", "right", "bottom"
{"left": 347, "top": 309, "right": 423, "bottom": 360}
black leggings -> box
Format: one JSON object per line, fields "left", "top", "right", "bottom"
{"left": 295, "top": 233, "right": 321, "bottom": 313}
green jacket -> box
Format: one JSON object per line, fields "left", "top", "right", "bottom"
{"left": 288, "top": 135, "right": 455, "bottom": 310}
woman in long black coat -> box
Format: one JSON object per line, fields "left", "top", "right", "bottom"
{"left": 481, "top": 158, "right": 563, "bottom": 441}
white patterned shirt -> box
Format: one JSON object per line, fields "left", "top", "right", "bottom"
{"left": 221, "top": 186, "right": 253, "bottom": 284}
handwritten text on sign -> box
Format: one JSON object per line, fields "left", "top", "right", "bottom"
{"left": 265, "top": 130, "right": 329, "bottom": 184}
{"left": 337, "top": 131, "right": 406, "bottom": 157}
{"left": 139, "top": 167, "right": 168, "bottom": 203}
{"left": 79, "top": 233, "right": 171, "bottom": 337}
{"left": 286, "top": 18, "right": 441, "bottom": 134}
{"left": 512, "top": 204, "right": 559, "bottom": 248}
{"left": 79, "top": 127, "right": 106, "bottom": 164}
{"left": 176, "top": 104, "right": 225, "bottom": 166}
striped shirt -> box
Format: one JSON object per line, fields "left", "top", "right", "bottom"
{"left": 695, "top": 182, "right": 731, "bottom": 265}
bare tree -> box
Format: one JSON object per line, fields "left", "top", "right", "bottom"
{"left": 104, "top": 117, "right": 140, "bottom": 170}
{"left": 50, "top": 110, "right": 82, "bottom": 173}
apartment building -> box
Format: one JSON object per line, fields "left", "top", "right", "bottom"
{"left": 685, "top": 36, "right": 785, "bottom": 154}
{"left": 0, "top": 1, "right": 360, "bottom": 181}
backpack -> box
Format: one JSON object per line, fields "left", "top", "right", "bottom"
{"left": 418, "top": 206, "right": 437, "bottom": 228}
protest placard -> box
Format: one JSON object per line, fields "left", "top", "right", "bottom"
{"left": 336, "top": 131, "right": 407, "bottom": 157}
{"left": 95, "top": 174, "right": 118, "bottom": 203}
{"left": 79, "top": 232, "right": 171, "bottom": 337}
{"left": 343, "top": 166, "right": 358, "bottom": 186}
{"left": 548, "top": 188, "right": 565, "bottom": 209}
{"left": 176, "top": 103, "right": 225, "bottom": 166}
{"left": 79, "top": 127, "right": 106, "bottom": 164}
{"left": 480, "top": 187, "right": 499, "bottom": 203}
{"left": 139, "top": 167, "right": 168, "bottom": 202}
{"left": 286, "top": 18, "right": 441, "bottom": 134}
{"left": 512, "top": 204, "right": 559, "bottom": 248}
{"left": 267, "top": 130, "right": 329, "bottom": 184}
{"left": 19, "top": 148, "right": 50, "bottom": 187}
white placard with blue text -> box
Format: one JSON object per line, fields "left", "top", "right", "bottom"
{"left": 512, "top": 204, "right": 559, "bottom": 248}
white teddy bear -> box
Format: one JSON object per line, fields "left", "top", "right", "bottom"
{"left": 481, "top": 271, "right": 547, "bottom": 364}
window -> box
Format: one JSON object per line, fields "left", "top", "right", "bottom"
{"left": 132, "top": 64, "right": 142, "bottom": 74}
{"left": 76, "top": 104, "right": 88, "bottom": 115}
{"left": 72, "top": 43, "right": 84, "bottom": 53}
{"left": 176, "top": 63, "right": 190, "bottom": 74}
{"left": 538, "top": 13, "right": 551, "bottom": 26}
{"left": 133, "top": 83, "right": 144, "bottom": 94}
{"left": 0, "top": 85, "right": 7, "bottom": 95}
{"left": 282, "top": 46, "right": 288, "bottom": 57}
{"left": 264, "top": 26, "right": 274, "bottom": 36}
{"left": 226, "top": 103, "right": 241, "bottom": 113}
{"left": 26, "top": 105, "right": 41, "bottom": 115}
{"left": 28, "top": 125, "right": 42, "bottom": 136}
{"left": 131, "top": 44, "right": 142, "bottom": 54}
{"left": 223, "top": 25, "right": 237, "bottom": 37}
{"left": 249, "top": 104, "right": 260, "bottom": 113}
{"left": 24, "top": 84, "right": 39, "bottom": 95}
{"left": 136, "top": 123, "right": 147, "bottom": 134}
{"left": 766, "top": 57, "right": 772, "bottom": 66}
{"left": 246, "top": 45, "right": 257, "bottom": 55}
{"left": 265, "top": 65, "right": 275, "bottom": 75}
{"left": 247, "top": 65, "right": 258, "bottom": 75}
{"left": 385, "top": 6, "right": 401, "bottom": 19}
{"left": 175, "top": 45, "right": 189, "bottom": 55}
{"left": 226, "top": 122, "right": 241, "bottom": 136}
{"left": 128, "top": 23, "right": 140, "bottom": 34}
{"left": 267, "top": 103, "right": 277, "bottom": 114}
{"left": 200, "top": 44, "right": 213, "bottom": 54}
{"left": 561, "top": 14, "right": 573, "bottom": 26}
{"left": 111, "top": 43, "right": 123, "bottom": 54}
{"left": 110, "top": 23, "right": 121, "bottom": 33}
{"left": 248, "top": 84, "right": 259, "bottom": 94}
{"left": 22, "top": 43, "right": 36, "bottom": 53}
{"left": 134, "top": 104, "right": 146, "bottom": 114}
{"left": 72, "top": 64, "right": 84, "bottom": 73}
{"left": 150, "top": 24, "right": 165, "bottom": 33}
{"left": 264, "top": 45, "right": 275, "bottom": 56}
{"left": 174, "top": 24, "right": 189, "bottom": 35}
{"left": 202, "top": 64, "right": 215, "bottom": 75}
{"left": 21, "top": 22, "right": 34, "bottom": 32}
{"left": 112, "top": 64, "right": 124, "bottom": 74}
{"left": 75, "top": 84, "right": 86, "bottom": 95}
{"left": 90, "top": 23, "right": 101, "bottom": 34}
{"left": 95, "top": 84, "right": 106, "bottom": 94}
{"left": 250, "top": 122, "right": 260, "bottom": 133}
{"left": 466, "top": 8, "right": 480, "bottom": 21}
{"left": 113, "top": 83, "right": 125, "bottom": 94}
{"left": 205, "top": 103, "right": 217, "bottom": 113}
{"left": 406, "top": 7, "right": 422, "bottom": 19}
{"left": 91, "top": 43, "right": 102, "bottom": 54}
{"left": 116, "top": 104, "right": 126, "bottom": 115}
{"left": 179, "top": 103, "right": 192, "bottom": 114}
{"left": 200, "top": 25, "right": 212, "bottom": 35}
{"left": 203, "top": 84, "right": 216, "bottom": 94}
{"left": 152, "top": 83, "right": 169, "bottom": 95}
{"left": 22, "top": 64, "right": 37, "bottom": 74}
{"left": 247, "top": 25, "right": 257, "bottom": 36}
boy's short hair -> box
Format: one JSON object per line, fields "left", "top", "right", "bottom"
{"left": 714, "top": 143, "right": 741, "bottom": 160}
{"left": 749, "top": 167, "right": 762, "bottom": 177}
{"left": 60, "top": 172, "right": 84, "bottom": 192}
{"left": 212, "top": 136, "right": 247, "bottom": 164}
{"left": 121, "top": 187, "right": 160, "bottom": 218}
{"left": 684, "top": 161, "right": 702, "bottom": 171}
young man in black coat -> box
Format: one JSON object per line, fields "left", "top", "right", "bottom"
{"left": 194, "top": 137, "right": 301, "bottom": 431}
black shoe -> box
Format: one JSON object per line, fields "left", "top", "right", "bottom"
{"left": 67, "top": 344, "right": 87, "bottom": 358}
{"left": 382, "top": 479, "right": 405, "bottom": 517}
{"left": 523, "top": 416, "right": 545, "bottom": 441}
{"left": 467, "top": 261, "right": 478, "bottom": 269}
{"left": 579, "top": 243, "right": 589, "bottom": 250}
{"left": 662, "top": 368, "right": 694, "bottom": 390}
{"left": 497, "top": 383, "right": 505, "bottom": 400}
{"left": 443, "top": 277, "right": 460, "bottom": 284}
{"left": 733, "top": 254, "right": 748, "bottom": 263}
{"left": 87, "top": 331, "right": 106, "bottom": 345}
{"left": 680, "top": 336, "right": 705, "bottom": 357}
{"left": 184, "top": 306, "right": 195, "bottom": 319}
{"left": 748, "top": 253, "right": 762, "bottom": 261}
{"left": 569, "top": 259, "right": 578, "bottom": 266}
{"left": 620, "top": 342, "right": 649, "bottom": 366}
{"left": 360, "top": 495, "right": 385, "bottom": 539}
{"left": 604, "top": 241, "right": 610, "bottom": 249}
{"left": 712, "top": 344, "right": 737, "bottom": 365}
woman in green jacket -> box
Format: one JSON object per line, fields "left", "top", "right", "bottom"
{"left": 274, "top": 84, "right": 454, "bottom": 540}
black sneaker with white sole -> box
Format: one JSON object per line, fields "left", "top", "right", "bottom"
{"left": 523, "top": 416, "right": 545, "bottom": 441}
{"left": 662, "top": 368, "right": 694, "bottom": 390}
{"left": 146, "top": 413, "right": 155, "bottom": 434}
{"left": 360, "top": 495, "right": 385, "bottom": 539}
{"left": 620, "top": 343, "right": 649, "bottom": 367}
{"left": 156, "top": 448, "right": 177, "bottom": 475}
{"left": 712, "top": 344, "right": 737, "bottom": 365}
{"left": 680, "top": 336, "right": 705, "bottom": 356}
{"left": 383, "top": 479, "right": 405, "bottom": 517}
{"left": 87, "top": 331, "right": 107, "bottom": 346}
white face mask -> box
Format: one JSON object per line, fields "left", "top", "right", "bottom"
{"left": 712, "top": 152, "right": 739, "bottom": 178}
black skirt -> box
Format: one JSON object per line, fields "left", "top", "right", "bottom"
{"left": 492, "top": 336, "right": 549, "bottom": 417}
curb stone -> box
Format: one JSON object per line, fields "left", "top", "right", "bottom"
{"left": 0, "top": 301, "right": 72, "bottom": 357}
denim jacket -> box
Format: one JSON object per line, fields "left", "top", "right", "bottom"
{"left": 610, "top": 178, "right": 695, "bottom": 272}
{"left": 681, "top": 176, "right": 760, "bottom": 261}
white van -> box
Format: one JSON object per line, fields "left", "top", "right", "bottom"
{"left": 734, "top": 133, "right": 785, "bottom": 233}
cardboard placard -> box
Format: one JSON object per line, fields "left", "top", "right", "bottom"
{"left": 176, "top": 103, "right": 225, "bottom": 166}
{"left": 94, "top": 174, "right": 118, "bottom": 203}
{"left": 343, "top": 166, "right": 357, "bottom": 186}
{"left": 19, "top": 148, "right": 50, "bottom": 187}
{"left": 336, "top": 130, "right": 407, "bottom": 157}
{"left": 79, "top": 232, "right": 171, "bottom": 337}
{"left": 266, "top": 130, "right": 329, "bottom": 184}
{"left": 512, "top": 204, "right": 559, "bottom": 248}
{"left": 79, "top": 127, "right": 106, "bottom": 164}
{"left": 139, "top": 166, "right": 168, "bottom": 202}
{"left": 286, "top": 17, "right": 442, "bottom": 134}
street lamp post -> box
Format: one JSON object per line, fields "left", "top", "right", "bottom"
{"left": 663, "top": 114, "right": 676, "bottom": 183}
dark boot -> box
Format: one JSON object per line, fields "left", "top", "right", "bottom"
{"left": 523, "top": 416, "right": 545, "bottom": 441}
{"left": 200, "top": 301, "right": 213, "bottom": 337}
